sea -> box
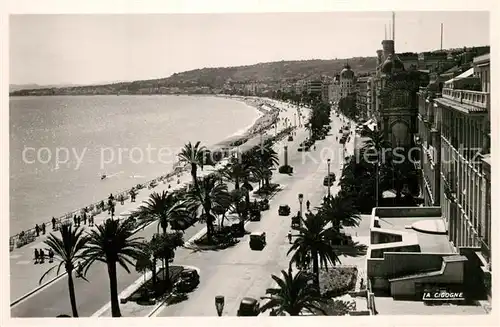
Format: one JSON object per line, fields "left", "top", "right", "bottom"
{"left": 9, "top": 95, "right": 261, "bottom": 235}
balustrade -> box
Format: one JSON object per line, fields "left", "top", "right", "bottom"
{"left": 442, "top": 88, "right": 489, "bottom": 109}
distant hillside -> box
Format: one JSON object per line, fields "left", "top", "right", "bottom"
{"left": 9, "top": 57, "right": 377, "bottom": 96}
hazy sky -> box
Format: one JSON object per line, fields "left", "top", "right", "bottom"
{"left": 10, "top": 11, "right": 490, "bottom": 85}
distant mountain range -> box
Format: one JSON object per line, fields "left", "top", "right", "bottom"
{"left": 9, "top": 45, "right": 489, "bottom": 96}
{"left": 9, "top": 56, "right": 378, "bottom": 96}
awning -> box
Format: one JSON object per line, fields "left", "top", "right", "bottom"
{"left": 444, "top": 67, "right": 474, "bottom": 85}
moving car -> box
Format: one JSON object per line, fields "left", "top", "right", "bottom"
{"left": 237, "top": 297, "right": 260, "bottom": 316}
{"left": 278, "top": 205, "right": 291, "bottom": 216}
{"left": 291, "top": 214, "right": 301, "bottom": 228}
{"left": 249, "top": 232, "right": 266, "bottom": 250}
{"left": 176, "top": 268, "right": 200, "bottom": 293}
{"left": 288, "top": 135, "right": 293, "bottom": 141}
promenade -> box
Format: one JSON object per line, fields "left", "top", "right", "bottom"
{"left": 10, "top": 99, "right": 303, "bottom": 317}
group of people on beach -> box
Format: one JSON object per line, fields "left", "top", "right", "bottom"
{"left": 34, "top": 248, "right": 54, "bottom": 264}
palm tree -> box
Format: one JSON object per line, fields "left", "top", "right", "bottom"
{"left": 81, "top": 219, "right": 145, "bottom": 317}
{"left": 220, "top": 156, "right": 252, "bottom": 190}
{"left": 288, "top": 213, "right": 366, "bottom": 289}
{"left": 40, "top": 225, "right": 88, "bottom": 317}
{"left": 178, "top": 141, "right": 212, "bottom": 191}
{"left": 149, "top": 232, "right": 184, "bottom": 289}
{"left": 138, "top": 191, "right": 190, "bottom": 235}
{"left": 186, "top": 174, "right": 231, "bottom": 242}
{"left": 260, "top": 268, "right": 326, "bottom": 316}
{"left": 317, "top": 195, "right": 360, "bottom": 232}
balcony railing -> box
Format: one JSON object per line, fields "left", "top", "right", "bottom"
{"left": 442, "top": 88, "right": 490, "bottom": 109}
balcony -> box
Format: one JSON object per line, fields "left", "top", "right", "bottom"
{"left": 442, "top": 88, "right": 489, "bottom": 110}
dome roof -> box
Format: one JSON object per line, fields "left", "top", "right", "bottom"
{"left": 381, "top": 54, "right": 405, "bottom": 74}
{"left": 340, "top": 63, "right": 354, "bottom": 79}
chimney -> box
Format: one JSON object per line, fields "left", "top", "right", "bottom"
{"left": 376, "top": 50, "right": 384, "bottom": 65}
{"left": 382, "top": 40, "right": 395, "bottom": 58}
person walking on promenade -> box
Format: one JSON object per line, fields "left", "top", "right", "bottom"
{"left": 39, "top": 249, "right": 45, "bottom": 263}
{"left": 51, "top": 217, "right": 56, "bottom": 230}
{"left": 89, "top": 215, "right": 94, "bottom": 227}
{"left": 83, "top": 212, "right": 87, "bottom": 225}
{"left": 306, "top": 200, "right": 310, "bottom": 211}
{"left": 34, "top": 249, "right": 39, "bottom": 264}
{"left": 41, "top": 223, "right": 46, "bottom": 235}
{"left": 76, "top": 215, "right": 81, "bottom": 227}
{"left": 287, "top": 231, "right": 292, "bottom": 244}
{"left": 73, "top": 215, "right": 77, "bottom": 226}
{"left": 48, "top": 248, "right": 54, "bottom": 263}
{"left": 35, "top": 224, "right": 40, "bottom": 237}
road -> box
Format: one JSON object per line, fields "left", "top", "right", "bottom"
{"left": 155, "top": 109, "right": 353, "bottom": 316}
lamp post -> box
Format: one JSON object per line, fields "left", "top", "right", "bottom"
{"left": 215, "top": 295, "right": 225, "bottom": 316}
{"left": 294, "top": 112, "right": 297, "bottom": 127}
{"left": 298, "top": 193, "right": 304, "bottom": 226}
{"left": 284, "top": 145, "right": 288, "bottom": 167}
{"left": 327, "top": 158, "right": 331, "bottom": 198}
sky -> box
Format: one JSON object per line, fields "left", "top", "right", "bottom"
{"left": 9, "top": 11, "right": 490, "bottom": 85}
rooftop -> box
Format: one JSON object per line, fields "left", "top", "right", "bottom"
{"left": 377, "top": 216, "right": 453, "bottom": 253}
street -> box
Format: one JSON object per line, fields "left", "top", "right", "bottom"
{"left": 156, "top": 110, "right": 352, "bottom": 316}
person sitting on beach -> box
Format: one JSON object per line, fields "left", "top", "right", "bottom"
{"left": 34, "top": 249, "right": 39, "bottom": 264}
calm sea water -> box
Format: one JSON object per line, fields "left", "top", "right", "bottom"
{"left": 9, "top": 95, "right": 261, "bottom": 234}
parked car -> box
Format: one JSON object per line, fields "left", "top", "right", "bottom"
{"left": 249, "top": 208, "right": 261, "bottom": 221}
{"left": 176, "top": 268, "right": 200, "bottom": 293}
{"left": 259, "top": 199, "right": 270, "bottom": 211}
{"left": 323, "top": 173, "right": 336, "bottom": 186}
{"left": 288, "top": 135, "right": 293, "bottom": 141}
{"left": 278, "top": 205, "right": 291, "bottom": 216}
{"left": 237, "top": 297, "right": 260, "bottom": 316}
{"left": 291, "top": 214, "right": 301, "bottom": 228}
{"left": 249, "top": 232, "right": 266, "bottom": 250}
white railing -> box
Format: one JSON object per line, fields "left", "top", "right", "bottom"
{"left": 442, "top": 88, "right": 489, "bottom": 109}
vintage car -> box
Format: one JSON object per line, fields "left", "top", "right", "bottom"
{"left": 291, "top": 214, "right": 301, "bottom": 228}
{"left": 237, "top": 297, "right": 260, "bottom": 316}
{"left": 176, "top": 268, "right": 200, "bottom": 293}
{"left": 259, "top": 199, "right": 270, "bottom": 211}
{"left": 249, "top": 208, "right": 262, "bottom": 221}
{"left": 249, "top": 232, "right": 266, "bottom": 250}
{"left": 278, "top": 205, "right": 291, "bottom": 216}
{"left": 322, "top": 173, "right": 336, "bottom": 186}
{"left": 288, "top": 135, "right": 293, "bottom": 141}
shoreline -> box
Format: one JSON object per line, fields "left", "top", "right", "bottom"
{"left": 9, "top": 96, "right": 281, "bottom": 240}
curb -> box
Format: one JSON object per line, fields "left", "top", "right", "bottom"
{"left": 10, "top": 220, "right": 156, "bottom": 308}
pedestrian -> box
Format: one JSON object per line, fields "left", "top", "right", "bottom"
{"left": 35, "top": 224, "right": 40, "bottom": 237}
{"left": 73, "top": 215, "right": 77, "bottom": 226}
{"left": 34, "top": 249, "right": 39, "bottom": 264}
{"left": 48, "top": 248, "right": 54, "bottom": 263}
{"left": 287, "top": 231, "right": 292, "bottom": 244}
{"left": 39, "top": 249, "right": 45, "bottom": 263}
{"left": 77, "top": 215, "right": 81, "bottom": 227}
{"left": 306, "top": 200, "right": 310, "bottom": 211}
{"left": 51, "top": 217, "right": 56, "bottom": 230}
{"left": 83, "top": 212, "right": 87, "bottom": 225}
{"left": 41, "top": 223, "right": 46, "bottom": 235}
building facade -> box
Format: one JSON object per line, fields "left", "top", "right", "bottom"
{"left": 330, "top": 63, "right": 356, "bottom": 104}
{"left": 356, "top": 76, "right": 370, "bottom": 120}
{"left": 417, "top": 53, "right": 491, "bottom": 299}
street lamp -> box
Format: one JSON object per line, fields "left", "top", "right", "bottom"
{"left": 298, "top": 193, "right": 304, "bottom": 225}
{"left": 327, "top": 158, "right": 331, "bottom": 198}
{"left": 215, "top": 295, "right": 225, "bottom": 316}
